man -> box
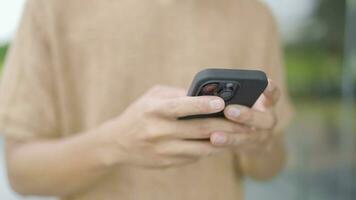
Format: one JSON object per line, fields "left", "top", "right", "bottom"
{"left": 0, "top": 0, "right": 293, "bottom": 199}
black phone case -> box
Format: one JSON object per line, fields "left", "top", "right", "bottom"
{"left": 180, "top": 68, "right": 268, "bottom": 119}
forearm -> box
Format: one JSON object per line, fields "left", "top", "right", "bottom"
{"left": 238, "top": 134, "right": 286, "bottom": 180}
{"left": 5, "top": 123, "right": 120, "bottom": 197}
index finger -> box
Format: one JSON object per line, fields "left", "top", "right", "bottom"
{"left": 151, "top": 96, "right": 225, "bottom": 118}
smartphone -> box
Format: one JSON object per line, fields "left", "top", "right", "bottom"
{"left": 179, "top": 68, "right": 268, "bottom": 119}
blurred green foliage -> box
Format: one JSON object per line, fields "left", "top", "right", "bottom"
{"left": 300, "top": 0, "right": 346, "bottom": 53}
{"left": 314, "top": 0, "right": 346, "bottom": 52}
{"left": 0, "top": 44, "right": 8, "bottom": 70}
{"left": 285, "top": 0, "right": 348, "bottom": 99}
{"left": 285, "top": 45, "right": 343, "bottom": 99}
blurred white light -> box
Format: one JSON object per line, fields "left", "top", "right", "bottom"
{"left": 0, "top": 0, "right": 26, "bottom": 44}
{"left": 261, "top": 0, "right": 317, "bottom": 42}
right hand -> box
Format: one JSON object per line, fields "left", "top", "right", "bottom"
{"left": 101, "top": 85, "right": 249, "bottom": 168}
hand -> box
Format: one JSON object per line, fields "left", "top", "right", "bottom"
{"left": 101, "top": 85, "right": 248, "bottom": 168}
{"left": 210, "top": 79, "right": 281, "bottom": 154}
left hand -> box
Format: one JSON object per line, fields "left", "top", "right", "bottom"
{"left": 209, "top": 79, "right": 281, "bottom": 154}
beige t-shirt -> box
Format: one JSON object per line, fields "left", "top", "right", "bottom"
{"left": 0, "top": 0, "right": 293, "bottom": 199}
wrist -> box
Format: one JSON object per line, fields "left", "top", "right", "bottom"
{"left": 88, "top": 119, "right": 129, "bottom": 168}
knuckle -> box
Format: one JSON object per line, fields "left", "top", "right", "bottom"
{"left": 154, "top": 145, "right": 169, "bottom": 156}
{"left": 267, "top": 112, "right": 278, "bottom": 130}
{"left": 160, "top": 158, "right": 180, "bottom": 168}
{"left": 166, "top": 99, "right": 179, "bottom": 107}
{"left": 139, "top": 131, "right": 156, "bottom": 143}
{"left": 274, "top": 88, "right": 281, "bottom": 101}
{"left": 240, "top": 109, "right": 253, "bottom": 123}
{"left": 142, "top": 99, "right": 156, "bottom": 113}
{"left": 143, "top": 100, "right": 162, "bottom": 116}
{"left": 194, "top": 147, "right": 205, "bottom": 156}
{"left": 230, "top": 123, "right": 243, "bottom": 133}
{"left": 231, "top": 135, "right": 245, "bottom": 146}
{"left": 174, "top": 158, "right": 197, "bottom": 167}
{"left": 184, "top": 157, "right": 200, "bottom": 164}
{"left": 198, "top": 123, "right": 213, "bottom": 137}
{"left": 198, "top": 123, "right": 209, "bottom": 133}
{"left": 144, "top": 124, "right": 167, "bottom": 142}
{"left": 165, "top": 99, "right": 180, "bottom": 114}
{"left": 203, "top": 147, "right": 215, "bottom": 157}
{"left": 158, "top": 160, "right": 172, "bottom": 168}
{"left": 230, "top": 137, "right": 240, "bottom": 146}
{"left": 224, "top": 135, "right": 233, "bottom": 146}
{"left": 202, "top": 149, "right": 211, "bottom": 156}
{"left": 248, "top": 127, "right": 258, "bottom": 134}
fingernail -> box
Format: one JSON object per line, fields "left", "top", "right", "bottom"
{"left": 211, "top": 133, "right": 227, "bottom": 145}
{"left": 227, "top": 107, "right": 241, "bottom": 118}
{"left": 210, "top": 99, "right": 224, "bottom": 111}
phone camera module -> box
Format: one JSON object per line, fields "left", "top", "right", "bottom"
{"left": 200, "top": 83, "right": 219, "bottom": 96}
{"left": 219, "top": 90, "right": 234, "bottom": 101}
{"left": 218, "top": 82, "right": 238, "bottom": 101}
{"left": 199, "top": 82, "right": 238, "bottom": 101}
{"left": 226, "top": 83, "right": 234, "bottom": 91}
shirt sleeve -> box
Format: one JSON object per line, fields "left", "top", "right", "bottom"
{"left": 0, "top": 0, "right": 59, "bottom": 140}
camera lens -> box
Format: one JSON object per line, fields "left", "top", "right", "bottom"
{"left": 226, "top": 83, "right": 234, "bottom": 91}
{"left": 200, "top": 83, "right": 219, "bottom": 96}
{"left": 219, "top": 91, "right": 234, "bottom": 101}
{"left": 217, "top": 82, "right": 238, "bottom": 101}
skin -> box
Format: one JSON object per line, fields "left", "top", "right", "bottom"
{"left": 5, "top": 80, "right": 285, "bottom": 197}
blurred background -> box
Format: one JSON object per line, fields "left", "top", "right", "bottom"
{"left": 0, "top": 0, "right": 355, "bottom": 199}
